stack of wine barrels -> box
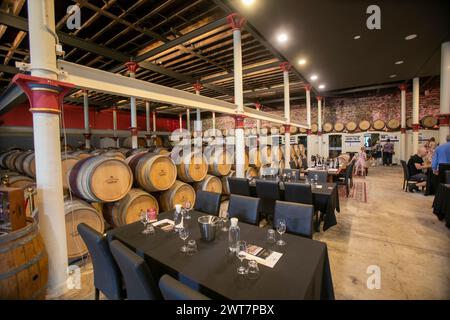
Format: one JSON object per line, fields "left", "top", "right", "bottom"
{"left": 176, "top": 151, "right": 208, "bottom": 183}
{"left": 160, "top": 180, "right": 196, "bottom": 211}
{"left": 205, "top": 147, "right": 232, "bottom": 176}
{"left": 193, "top": 174, "right": 223, "bottom": 193}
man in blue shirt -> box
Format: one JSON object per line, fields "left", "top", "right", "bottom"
{"left": 432, "top": 135, "right": 450, "bottom": 174}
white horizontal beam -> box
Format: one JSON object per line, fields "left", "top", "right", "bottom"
{"left": 0, "top": 126, "right": 170, "bottom": 136}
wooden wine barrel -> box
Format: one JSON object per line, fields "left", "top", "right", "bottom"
{"left": 373, "top": 119, "right": 385, "bottom": 130}
{"left": 345, "top": 121, "right": 357, "bottom": 132}
{"left": 131, "top": 152, "right": 177, "bottom": 192}
{"left": 260, "top": 127, "right": 269, "bottom": 135}
{"left": 126, "top": 148, "right": 149, "bottom": 158}
{"left": 7, "top": 175, "right": 35, "bottom": 189}
{"left": 270, "top": 127, "right": 280, "bottom": 135}
{"left": 0, "top": 149, "right": 21, "bottom": 169}
{"left": 64, "top": 199, "right": 105, "bottom": 259}
{"left": 102, "top": 150, "right": 126, "bottom": 160}
{"left": 71, "top": 150, "right": 92, "bottom": 159}
{"left": 153, "top": 135, "right": 163, "bottom": 147}
{"left": 4, "top": 150, "right": 22, "bottom": 171}
{"left": 250, "top": 128, "right": 258, "bottom": 135}
{"left": 103, "top": 189, "right": 159, "bottom": 228}
{"left": 323, "top": 122, "right": 333, "bottom": 133}
{"left": 223, "top": 129, "right": 235, "bottom": 136}
{"left": 279, "top": 126, "right": 285, "bottom": 134}
{"left": 421, "top": 115, "right": 438, "bottom": 128}
{"left": 289, "top": 126, "right": 298, "bottom": 134}
{"left": 68, "top": 156, "right": 133, "bottom": 202}
{"left": 359, "top": 120, "right": 371, "bottom": 131}
{"left": 160, "top": 180, "right": 196, "bottom": 212}
{"left": 206, "top": 149, "right": 232, "bottom": 176}
{"left": 0, "top": 218, "right": 48, "bottom": 299}
{"left": 248, "top": 147, "right": 261, "bottom": 168}
{"left": 193, "top": 174, "right": 223, "bottom": 193}
{"left": 387, "top": 119, "right": 400, "bottom": 130}
{"left": 299, "top": 127, "right": 307, "bottom": 134}
{"left": 334, "top": 122, "right": 344, "bottom": 132}
{"left": 245, "top": 167, "right": 259, "bottom": 179}
{"left": 221, "top": 170, "right": 235, "bottom": 195}
{"left": 406, "top": 117, "right": 413, "bottom": 129}
{"left": 14, "top": 150, "right": 33, "bottom": 174}
{"left": 244, "top": 128, "right": 251, "bottom": 136}
{"left": 176, "top": 151, "right": 208, "bottom": 183}
{"left": 311, "top": 124, "right": 318, "bottom": 134}
{"left": 123, "top": 137, "right": 147, "bottom": 149}
{"left": 61, "top": 155, "right": 80, "bottom": 190}
{"left": 152, "top": 147, "right": 170, "bottom": 156}
{"left": 99, "top": 137, "right": 116, "bottom": 149}
{"left": 22, "top": 152, "right": 36, "bottom": 178}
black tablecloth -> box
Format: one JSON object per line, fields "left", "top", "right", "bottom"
{"left": 249, "top": 180, "right": 340, "bottom": 231}
{"left": 110, "top": 211, "right": 335, "bottom": 300}
{"left": 432, "top": 184, "right": 450, "bottom": 229}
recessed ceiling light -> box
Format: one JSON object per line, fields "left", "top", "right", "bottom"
{"left": 395, "top": 60, "right": 404, "bottom": 65}
{"left": 298, "top": 59, "right": 307, "bottom": 65}
{"left": 277, "top": 33, "right": 288, "bottom": 43}
{"left": 389, "top": 74, "right": 397, "bottom": 78}
{"left": 310, "top": 74, "right": 318, "bottom": 81}
{"left": 405, "top": 34, "right": 417, "bottom": 40}
{"left": 354, "top": 35, "right": 361, "bottom": 40}
{"left": 242, "top": 0, "right": 255, "bottom": 6}
{"left": 318, "top": 84, "right": 326, "bottom": 89}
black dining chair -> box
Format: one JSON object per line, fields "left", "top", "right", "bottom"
{"left": 109, "top": 240, "right": 161, "bottom": 300}
{"left": 77, "top": 223, "right": 125, "bottom": 300}
{"left": 301, "top": 157, "right": 308, "bottom": 170}
{"left": 289, "top": 160, "right": 298, "bottom": 169}
{"left": 308, "top": 170, "right": 328, "bottom": 183}
{"left": 227, "top": 176, "right": 252, "bottom": 196}
{"left": 255, "top": 179, "right": 282, "bottom": 222}
{"left": 438, "top": 163, "right": 450, "bottom": 184}
{"left": 159, "top": 274, "right": 210, "bottom": 300}
{"left": 400, "top": 160, "right": 414, "bottom": 192}
{"left": 228, "top": 194, "right": 260, "bottom": 226}
{"left": 337, "top": 164, "right": 354, "bottom": 197}
{"left": 282, "top": 168, "right": 301, "bottom": 180}
{"left": 194, "top": 190, "right": 221, "bottom": 216}
{"left": 284, "top": 182, "right": 313, "bottom": 205}
{"left": 274, "top": 201, "right": 314, "bottom": 239}
{"left": 445, "top": 170, "right": 450, "bottom": 184}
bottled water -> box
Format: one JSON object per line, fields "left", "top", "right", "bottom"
{"left": 228, "top": 218, "right": 240, "bottom": 252}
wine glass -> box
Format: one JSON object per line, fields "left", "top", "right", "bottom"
{"left": 236, "top": 240, "right": 247, "bottom": 275}
{"left": 140, "top": 211, "right": 149, "bottom": 235}
{"left": 276, "top": 219, "right": 287, "bottom": 246}
{"left": 314, "top": 174, "right": 319, "bottom": 185}
{"left": 221, "top": 211, "right": 229, "bottom": 232}
{"left": 184, "top": 200, "right": 192, "bottom": 220}
{"left": 179, "top": 227, "right": 190, "bottom": 253}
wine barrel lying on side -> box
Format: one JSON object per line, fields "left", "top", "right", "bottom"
{"left": 205, "top": 148, "right": 232, "bottom": 176}
{"left": 68, "top": 155, "right": 133, "bottom": 203}
{"left": 159, "top": 180, "right": 196, "bottom": 212}
{"left": 104, "top": 188, "right": 159, "bottom": 228}
{"left": 193, "top": 174, "right": 223, "bottom": 194}
{"left": 176, "top": 151, "right": 208, "bottom": 183}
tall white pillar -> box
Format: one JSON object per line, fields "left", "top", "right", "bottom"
{"left": 145, "top": 102, "right": 151, "bottom": 146}
{"left": 412, "top": 77, "right": 420, "bottom": 152}
{"left": 152, "top": 110, "right": 157, "bottom": 131}
{"left": 281, "top": 62, "right": 291, "bottom": 168}
{"left": 438, "top": 42, "right": 450, "bottom": 144}
{"left": 18, "top": 0, "right": 68, "bottom": 297}
{"left": 83, "top": 90, "right": 91, "bottom": 149}
{"left": 317, "top": 96, "right": 323, "bottom": 157}
{"left": 305, "top": 84, "right": 312, "bottom": 166}
{"left": 399, "top": 84, "right": 407, "bottom": 160}
{"left": 212, "top": 112, "right": 216, "bottom": 133}
{"left": 179, "top": 113, "right": 183, "bottom": 130}
{"left": 255, "top": 103, "right": 261, "bottom": 134}
{"left": 113, "top": 107, "right": 119, "bottom": 148}
{"left": 186, "top": 109, "right": 191, "bottom": 132}
{"left": 125, "top": 62, "right": 139, "bottom": 149}
{"left": 228, "top": 13, "right": 246, "bottom": 178}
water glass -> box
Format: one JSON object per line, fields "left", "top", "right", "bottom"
{"left": 276, "top": 218, "right": 287, "bottom": 246}
{"left": 314, "top": 174, "right": 319, "bottom": 185}
{"left": 266, "top": 229, "right": 276, "bottom": 243}
{"left": 174, "top": 205, "right": 183, "bottom": 232}
{"left": 187, "top": 239, "right": 197, "bottom": 256}
{"left": 140, "top": 211, "right": 150, "bottom": 235}
{"left": 246, "top": 260, "right": 260, "bottom": 280}
{"left": 236, "top": 240, "right": 247, "bottom": 275}
{"left": 179, "top": 227, "right": 190, "bottom": 253}
{"left": 221, "top": 211, "right": 229, "bottom": 232}
{"left": 184, "top": 200, "right": 192, "bottom": 220}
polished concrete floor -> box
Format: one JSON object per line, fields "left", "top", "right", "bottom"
{"left": 57, "top": 166, "right": 450, "bottom": 300}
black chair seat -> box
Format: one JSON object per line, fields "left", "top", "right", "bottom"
{"left": 228, "top": 194, "right": 260, "bottom": 225}
{"left": 194, "top": 190, "right": 221, "bottom": 216}
{"left": 159, "top": 274, "right": 210, "bottom": 300}
{"left": 274, "top": 201, "right": 314, "bottom": 239}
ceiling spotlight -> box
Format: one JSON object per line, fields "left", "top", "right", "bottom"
{"left": 318, "top": 84, "right": 326, "bottom": 89}
{"left": 354, "top": 35, "right": 361, "bottom": 40}
{"left": 298, "top": 59, "right": 307, "bottom": 65}
{"left": 395, "top": 60, "right": 404, "bottom": 65}
{"left": 310, "top": 74, "right": 318, "bottom": 81}
{"left": 277, "top": 33, "right": 288, "bottom": 43}
{"left": 389, "top": 74, "right": 397, "bottom": 78}
{"left": 405, "top": 34, "right": 417, "bottom": 40}
{"left": 242, "top": 0, "right": 255, "bottom": 6}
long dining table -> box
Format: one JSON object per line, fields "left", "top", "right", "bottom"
{"left": 110, "top": 210, "right": 335, "bottom": 300}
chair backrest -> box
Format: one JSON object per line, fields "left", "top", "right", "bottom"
{"left": 109, "top": 240, "right": 160, "bottom": 300}
{"left": 445, "top": 170, "right": 450, "bottom": 184}
{"left": 282, "top": 168, "right": 301, "bottom": 180}
{"left": 227, "top": 176, "right": 251, "bottom": 196}
{"left": 308, "top": 170, "right": 328, "bottom": 183}
{"left": 77, "top": 223, "right": 123, "bottom": 300}
{"left": 228, "top": 194, "right": 260, "bottom": 225}
{"left": 260, "top": 166, "right": 279, "bottom": 177}
{"left": 283, "top": 182, "right": 313, "bottom": 205}
{"left": 438, "top": 163, "right": 450, "bottom": 183}
{"left": 301, "top": 158, "right": 308, "bottom": 170}
{"left": 159, "top": 274, "right": 210, "bottom": 300}
{"left": 400, "top": 160, "right": 409, "bottom": 179}
{"left": 255, "top": 179, "right": 281, "bottom": 200}
{"left": 194, "top": 190, "right": 221, "bottom": 216}
{"left": 274, "top": 201, "right": 314, "bottom": 239}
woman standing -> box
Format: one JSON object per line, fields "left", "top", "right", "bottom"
{"left": 354, "top": 146, "right": 367, "bottom": 177}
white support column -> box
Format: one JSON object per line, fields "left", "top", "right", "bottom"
{"left": 305, "top": 84, "right": 312, "bottom": 166}
{"left": 412, "top": 77, "right": 420, "bottom": 152}
{"left": 186, "top": 109, "right": 191, "bottom": 132}
{"left": 193, "top": 82, "right": 203, "bottom": 134}
{"left": 399, "top": 84, "right": 407, "bottom": 160}
{"left": 125, "top": 62, "right": 139, "bottom": 149}
{"left": 228, "top": 13, "right": 246, "bottom": 178}
{"left": 145, "top": 101, "right": 151, "bottom": 146}
{"left": 22, "top": 0, "right": 68, "bottom": 297}
{"left": 255, "top": 103, "right": 261, "bottom": 134}
{"left": 179, "top": 113, "right": 183, "bottom": 130}
{"left": 83, "top": 90, "right": 91, "bottom": 149}
{"left": 317, "top": 96, "right": 323, "bottom": 157}
{"left": 281, "top": 62, "right": 291, "bottom": 168}
{"left": 152, "top": 110, "right": 157, "bottom": 132}
{"left": 112, "top": 107, "right": 119, "bottom": 148}
{"left": 212, "top": 112, "right": 216, "bottom": 133}
{"left": 439, "top": 42, "right": 450, "bottom": 144}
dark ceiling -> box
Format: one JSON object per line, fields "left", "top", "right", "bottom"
{"left": 231, "top": 0, "right": 450, "bottom": 92}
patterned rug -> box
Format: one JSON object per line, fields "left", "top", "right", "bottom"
{"left": 338, "top": 178, "right": 368, "bottom": 203}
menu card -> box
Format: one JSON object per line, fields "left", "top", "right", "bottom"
{"left": 242, "top": 244, "right": 283, "bottom": 268}
{"left": 152, "top": 219, "right": 174, "bottom": 232}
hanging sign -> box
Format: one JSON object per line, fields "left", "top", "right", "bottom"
{"left": 344, "top": 135, "right": 361, "bottom": 146}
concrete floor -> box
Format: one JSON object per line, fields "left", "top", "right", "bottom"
{"left": 57, "top": 165, "right": 450, "bottom": 300}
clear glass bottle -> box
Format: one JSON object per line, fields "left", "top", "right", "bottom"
{"left": 228, "top": 218, "right": 240, "bottom": 253}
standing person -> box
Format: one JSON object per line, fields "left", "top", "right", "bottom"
{"left": 382, "top": 138, "right": 394, "bottom": 166}
{"left": 372, "top": 140, "right": 382, "bottom": 166}
{"left": 432, "top": 135, "right": 450, "bottom": 176}
{"left": 354, "top": 146, "right": 367, "bottom": 177}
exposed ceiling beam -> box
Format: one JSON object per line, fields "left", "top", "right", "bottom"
{"left": 0, "top": 84, "right": 27, "bottom": 114}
